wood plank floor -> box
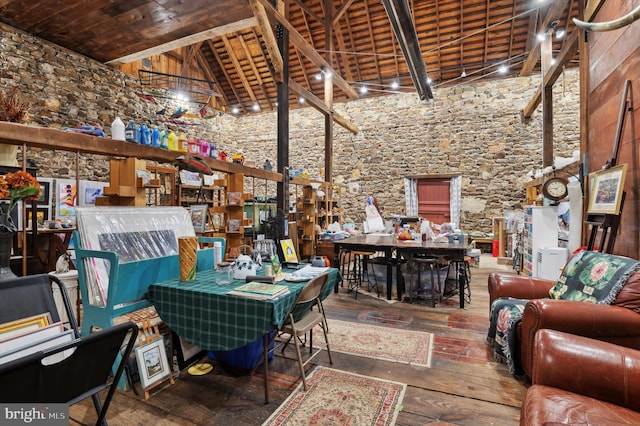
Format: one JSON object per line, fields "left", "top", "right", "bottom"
{"left": 70, "top": 254, "right": 528, "bottom": 425}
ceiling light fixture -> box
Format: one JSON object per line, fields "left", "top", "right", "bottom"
{"left": 252, "top": 103, "right": 260, "bottom": 112}
{"left": 315, "top": 73, "right": 322, "bottom": 81}
{"left": 556, "top": 30, "right": 565, "bottom": 39}
{"left": 390, "top": 80, "right": 399, "bottom": 89}
{"left": 232, "top": 107, "right": 240, "bottom": 114}
{"left": 498, "top": 65, "right": 508, "bottom": 74}
{"left": 460, "top": 69, "right": 467, "bottom": 78}
{"left": 299, "top": 97, "right": 305, "bottom": 104}
{"left": 360, "top": 86, "right": 369, "bottom": 94}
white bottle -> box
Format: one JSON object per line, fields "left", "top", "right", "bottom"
{"left": 111, "top": 116, "right": 126, "bottom": 141}
{"left": 214, "top": 241, "right": 223, "bottom": 269}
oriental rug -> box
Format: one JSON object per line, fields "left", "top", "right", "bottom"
{"left": 262, "top": 367, "right": 406, "bottom": 426}
{"left": 316, "top": 318, "right": 433, "bottom": 367}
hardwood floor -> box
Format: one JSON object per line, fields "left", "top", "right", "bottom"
{"left": 70, "top": 255, "right": 528, "bottom": 425}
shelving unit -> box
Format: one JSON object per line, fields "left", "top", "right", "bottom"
{"left": 522, "top": 205, "right": 558, "bottom": 277}
{"left": 316, "top": 184, "right": 342, "bottom": 229}
{"left": 225, "top": 173, "right": 253, "bottom": 257}
{"left": 146, "top": 165, "right": 176, "bottom": 206}
{"left": 298, "top": 185, "right": 316, "bottom": 260}
{"left": 98, "top": 158, "right": 159, "bottom": 206}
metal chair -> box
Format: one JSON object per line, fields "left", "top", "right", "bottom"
{"left": 279, "top": 272, "right": 333, "bottom": 390}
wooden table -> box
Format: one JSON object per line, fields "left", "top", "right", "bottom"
{"left": 334, "top": 235, "right": 471, "bottom": 308}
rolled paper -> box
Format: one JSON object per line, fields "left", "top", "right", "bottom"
{"left": 179, "top": 236, "right": 198, "bottom": 281}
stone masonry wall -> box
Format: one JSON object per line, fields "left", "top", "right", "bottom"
{"left": 0, "top": 24, "right": 580, "bottom": 232}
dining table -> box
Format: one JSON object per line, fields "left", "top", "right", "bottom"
{"left": 145, "top": 266, "right": 340, "bottom": 403}
{"left": 334, "top": 234, "right": 471, "bottom": 308}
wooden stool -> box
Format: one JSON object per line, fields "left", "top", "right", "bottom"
{"left": 344, "top": 250, "right": 375, "bottom": 298}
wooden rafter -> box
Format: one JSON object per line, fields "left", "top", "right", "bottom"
{"left": 363, "top": 1, "right": 382, "bottom": 82}
{"left": 248, "top": 0, "right": 283, "bottom": 83}
{"left": 106, "top": 17, "right": 258, "bottom": 65}
{"left": 256, "top": 0, "right": 359, "bottom": 99}
{"left": 206, "top": 40, "right": 244, "bottom": 111}
{"left": 289, "top": 79, "right": 358, "bottom": 134}
{"left": 520, "top": 0, "right": 569, "bottom": 76}
{"left": 195, "top": 50, "right": 228, "bottom": 109}
{"left": 331, "top": 0, "right": 357, "bottom": 26}
{"left": 222, "top": 35, "right": 258, "bottom": 104}
{"left": 293, "top": 0, "right": 323, "bottom": 24}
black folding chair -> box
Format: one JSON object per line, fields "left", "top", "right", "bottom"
{"left": 0, "top": 274, "right": 137, "bottom": 426}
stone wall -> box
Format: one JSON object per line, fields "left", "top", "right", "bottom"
{"left": 0, "top": 23, "right": 580, "bottom": 232}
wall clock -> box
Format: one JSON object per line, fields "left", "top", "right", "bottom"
{"left": 542, "top": 176, "right": 569, "bottom": 202}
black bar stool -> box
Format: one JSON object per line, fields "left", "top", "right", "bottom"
{"left": 444, "top": 256, "right": 471, "bottom": 303}
{"left": 406, "top": 254, "right": 441, "bottom": 307}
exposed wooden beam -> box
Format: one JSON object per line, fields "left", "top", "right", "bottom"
{"left": 222, "top": 35, "right": 258, "bottom": 105}
{"left": 520, "top": 0, "right": 569, "bottom": 76}
{"left": 521, "top": 28, "right": 579, "bottom": 119}
{"left": 289, "top": 79, "right": 358, "bottom": 134}
{"left": 293, "top": 0, "right": 323, "bottom": 24}
{"left": 206, "top": 40, "right": 244, "bottom": 111}
{"left": 248, "top": 0, "right": 284, "bottom": 83}
{"left": 106, "top": 18, "right": 258, "bottom": 65}
{"left": 257, "top": 0, "right": 359, "bottom": 100}
{"left": 195, "top": 50, "right": 228, "bottom": 109}
{"left": 331, "top": 0, "right": 357, "bottom": 26}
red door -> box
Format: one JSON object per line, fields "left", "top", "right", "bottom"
{"left": 417, "top": 178, "right": 451, "bottom": 224}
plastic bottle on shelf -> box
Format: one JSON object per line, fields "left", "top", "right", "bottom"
{"left": 167, "top": 130, "right": 178, "bottom": 151}
{"left": 124, "top": 120, "right": 138, "bottom": 143}
{"left": 178, "top": 133, "right": 188, "bottom": 152}
{"left": 187, "top": 137, "right": 199, "bottom": 154}
{"left": 159, "top": 129, "right": 169, "bottom": 149}
{"left": 111, "top": 116, "right": 125, "bottom": 141}
{"left": 209, "top": 141, "right": 218, "bottom": 159}
{"left": 151, "top": 127, "right": 160, "bottom": 147}
{"left": 200, "top": 139, "right": 210, "bottom": 157}
{"left": 138, "top": 123, "right": 150, "bottom": 145}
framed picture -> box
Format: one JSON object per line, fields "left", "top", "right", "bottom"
{"left": 36, "top": 178, "right": 52, "bottom": 206}
{"left": 190, "top": 204, "right": 208, "bottom": 233}
{"left": 135, "top": 338, "right": 171, "bottom": 389}
{"left": 0, "top": 313, "right": 52, "bottom": 340}
{"left": 78, "top": 180, "right": 109, "bottom": 206}
{"left": 588, "top": 164, "right": 627, "bottom": 215}
{"left": 56, "top": 179, "right": 77, "bottom": 218}
{"left": 280, "top": 239, "right": 298, "bottom": 263}
{"left": 172, "top": 332, "right": 206, "bottom": 370}
{"left": 28, "top": 207, "right": 49, "bottom": 227}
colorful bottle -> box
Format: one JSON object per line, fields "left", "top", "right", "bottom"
{"left": 200, "top": 139, "right": 210, "bottom": 157}
{"left": 111, "top": 116, "right": 125, "bottom": 141}
{"left": 151, "top": 127, "right": 160, "bottom": 147}
{"left": 160, "top": 129, "right": 169, "bottom": 149}
{"left": 167, "top": 130, "right": 178, "bottom": 151}
{"left": 178, "top": 133, "right": 188, "bottom": 152}
{"left": 187, "top": 137, "right": 199, "bottom": 154}
{"left": 138, "top": 123, "right": 150, "bottom": 145}
{"left": 209, "top": 141, "right": 218, "bottom": 159}
{"left": 124, "top": 120, "right": 138, "bottom": 143}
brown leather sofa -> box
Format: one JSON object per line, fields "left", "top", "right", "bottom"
{"left": 488, "top": 268, "right": 640, "bottom": 378}
{"left": 521, "top": 329, "right": 640, "bottom": 425}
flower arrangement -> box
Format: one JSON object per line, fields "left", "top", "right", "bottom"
{"left": 0, "top": 171, "right": 42, "bottom": 233}
{"left": 0, "top": 87, "right": 30, "bottom": 123}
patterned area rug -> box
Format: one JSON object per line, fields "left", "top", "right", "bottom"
{"left": 318, "top": 318, "right": 433, "bottom": 367}
{"left": 262, "top": 367, "right": 406, "bottom": 426}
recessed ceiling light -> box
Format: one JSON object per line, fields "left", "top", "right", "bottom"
{"left": 252, "top": 103, "right": 260, "bottom": 111}
{"left": 390, "top": 81, "right": 399, "bottom": 89}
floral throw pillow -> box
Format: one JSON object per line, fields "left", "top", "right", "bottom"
{"left": 549, "top": 251, "right": 640, "bottom": 304}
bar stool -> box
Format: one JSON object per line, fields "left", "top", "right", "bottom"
{"left": 406, "top": 255, "right": 441, "bottom": 307}
{"left": 444, "top": 257, "right": 472, "bottom": 303}
{"left": 343, "top": 250, "right": 375, "bottom": 298}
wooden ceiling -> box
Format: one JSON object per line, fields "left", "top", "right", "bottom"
{"left": 0, "top": 0, "right": 581, "bottom": 116}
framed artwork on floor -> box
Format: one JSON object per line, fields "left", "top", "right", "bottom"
{"left": 135, "top": 338, "right": 171, "bottom": 389}
{"left": 172, "top": 332, "right": 206, "bottom": 370}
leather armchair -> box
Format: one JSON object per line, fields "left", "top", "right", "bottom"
{"left": 521, "top": 329, "right": 640, "bottom": 425}
{"left": 488, "top": 269, "right": 640, "bottom": 378}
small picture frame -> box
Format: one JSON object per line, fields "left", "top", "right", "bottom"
{"left": 0, "top": 313, "right": 52, "bottom": 340}
{"left": 36, "top": 178, "right": 52, "bottom": 207}
{"left": 280, "top": 239, "right": 298, "bottom": 263}
{"left": 190, "top": 204, "right": 208, "bottom": 233}
{"left": 28, "top": 207, "right": 49, "bottom": 227}
{"left": 135, "top": 338, "right": 171, "bottom": 389}
{"left": 588, "top": 164, "right": 627, "bottom": 215}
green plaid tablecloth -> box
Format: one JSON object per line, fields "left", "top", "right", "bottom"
{"left": 145, "top": 268, "right": 339, "bottom": 351}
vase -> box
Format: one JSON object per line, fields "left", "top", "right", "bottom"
{"left": 0, "top": 231, "right": 17, "bottom": 281}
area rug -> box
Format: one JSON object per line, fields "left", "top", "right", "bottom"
{"left": 317, "top": 318, "right": 433, "bottom": 367}
{"left": 262, "top": 367, "right": 406, "bottom": 426}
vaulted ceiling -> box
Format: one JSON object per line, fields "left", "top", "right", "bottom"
{"left": 0, "top": 0, "right": 581, "bottom": 117}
